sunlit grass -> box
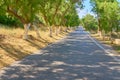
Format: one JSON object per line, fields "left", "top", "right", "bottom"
{"left": 0, "top": 25, "right": 70, "bottom": 69}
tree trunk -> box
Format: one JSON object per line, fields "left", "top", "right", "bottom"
{"left": 60, "top": 26, "right": 63, "bottom": 32}
{"left": 23, "top": 23, "right": 31, "bottom": 39}
{"left": 49, "top": 27, "right": 53, "bottom": 37}
{"left": 98, "top": 31, "right": 102, "bottom": 39}
{"left": 102, "top": 31, "right": 105, "bottom": 41}
{"left": 32, "top": 23, "right": 40, "bottom": 38}
{"left": 97, "top": 26, "right": 100, "bottom": 35}
{"left": 65, "top": 27, "right": 68, "bottom": 32}
{"left": 55, "top": 27, "right": 58, "bottom": 36}
{"left": 57, "top": 26, "right": 61, "bottom": 34}
{"left": 110, "top": 27, "right": 113, "bottom": 44}
{"left": 97, "top": 18, "right": 102, "bottom": 38}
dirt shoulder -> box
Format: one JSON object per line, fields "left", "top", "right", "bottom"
{"left": 0, "top": 28, "right": 70, "bottom": 69}
{"left": 91, "top": 34, "right": 120, "bottom": 55}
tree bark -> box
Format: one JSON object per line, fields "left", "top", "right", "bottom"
{"left": 110, "top": 23, "right": 113, "bottom": 44}
{"left": 55, "top": 27, "right": 58, "bottom": 36}
{"left": 49, "top": 27, "right": 53, "bottom": 37}
{"left": 97, "top": 18, "right": 103, "bottom": 38}
{"left": 59, "top": 26, "right": 62, "bottom": 33}
{"left": 57, "top": 26, "right": 61, "bottom": 34}
{"left": 7, "top": 6, "right": 26, "bottom": 24}
{"left": 55, "top": 26, "right": 61, "bottom": 36}
{"left": 99, "top": 31, "right": 102, "bottom": 39}
{"left": 7, "top": 6, "right": 31, "bottom": 40}
{"left": 65, "top": 27, "right": 68, "bottom": 32}
{"left": 23, "top": 23, "right": 31, "bottom": 39}
{"left": 32, "top": 23, "right": 40, "bottom": 38}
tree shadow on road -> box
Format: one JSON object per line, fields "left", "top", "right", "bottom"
{"left": 0, "top": 34, "right": 120, "bottom": 80}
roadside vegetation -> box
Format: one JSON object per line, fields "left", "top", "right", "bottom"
{"left": 0, "top": 25, "right": 71, "bottom": 69}
{"left": 0, "top": 0, "right": 82, "bottom": 69}
{"left": 80, "top": 0, "right": 120, "bottom": 54}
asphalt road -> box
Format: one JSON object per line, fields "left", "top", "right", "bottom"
{"left": 0, "top": 27, "right": 120, "bottom": 80}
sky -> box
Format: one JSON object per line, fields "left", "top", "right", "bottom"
{"left": 77, "top": 0, "right": 94, "bottom": 18}
{"left": 78, "top": 0, "right": 120, "bottom": 18}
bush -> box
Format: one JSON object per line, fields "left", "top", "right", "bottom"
{"left": 0, "top": 15, "right": 20, "bottom": 27}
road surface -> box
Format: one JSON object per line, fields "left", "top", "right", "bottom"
{"left": 0, "top": 27, "right": 120, "bottom": 80}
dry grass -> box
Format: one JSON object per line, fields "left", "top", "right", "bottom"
{"left": 91, "top": 34, "right": 111, "bottom": 44}
{"left": 0, "top": 26, "right": 70, "bottom": 69}
{"left": 91, "top": 34, "right": 120, "bottom": 54}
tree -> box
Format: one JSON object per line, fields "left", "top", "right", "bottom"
{"left": 90, "top": 0, "right": 120, "bottom": 39}
{"left": 37, "top": 0, "right": 66, "bottom": 37}
{"left": 81, "top": 14, "right": 97, "bottom": 32}
{"left": 65, "top": 8, "right": 80, "bottom": 27}
{"left": 0, "top": 0, "right": 83, "bottom": 39}
{"left": 38, "top": 0, "right": 82, "bottom": 37}
{"left": 0, "top": 0, "right": 41, "bottom": 39}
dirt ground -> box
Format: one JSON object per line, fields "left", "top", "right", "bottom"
{"left": 0, "top": 28, "right": 70, "bottom": 69}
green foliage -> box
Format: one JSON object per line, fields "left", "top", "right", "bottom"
{"left": 0, "top": 15, "right": 20, "bottom": 27}
{"left": 37, "top": 0, "right": 82, "bottom": 27}
{"left": 65, "top": 8, "right": 80, "bottom": 27}
{"left": 0, "top": 0, "right": 41, "bottom": 24}
{"left": 0, "top": 0, "right": 82, "bottom": 27}
{"left": 81, "top": 14, "right": 97, "bottom": 31}
{"left": 90, "top": 0, "right": 120, "bottom": 34}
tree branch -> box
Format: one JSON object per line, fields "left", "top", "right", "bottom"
{"left": 7, "top": 6, "right": 26, "bottom": 23}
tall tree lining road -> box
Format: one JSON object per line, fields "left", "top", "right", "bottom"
{"left": 0, "top": 27, "right": 120, "bottom": 80}
{"left": 0, "top": 0, "right": 81, "bottom": 39}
